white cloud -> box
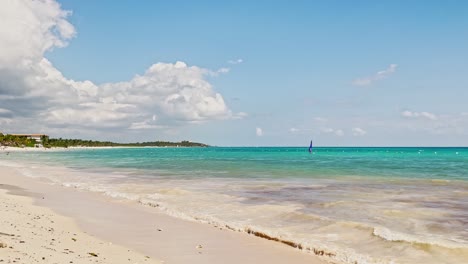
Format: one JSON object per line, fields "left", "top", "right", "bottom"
{"left": 352, "top": 127, "right": 367, "bottom": 136}
{"left": 0, "top": 0, "right": 243, "bottom": 135}
{"left": 0, "top": 108, "right": 12, "bottom": 114}
{"left": 0, "top": 0, "right": 75, "bottom": 66}
{"left": 401, "top": 111, "right": 437, "bottom": 120}
{"left": 128, "top": 120, "right": 165, "bottom": 130}
{"left": 228, "top": 59, "right": 243, "bottom": 65}
{"left": 321, "top": 127, "right": 344, "bottom": 136}
{"left": 335, "top": 129, "right": 344, "bottom": 136}
{"left": 289, "top": 127, "right": 299, "bottom": 133}
{"left": 353, "top": 64, "right": 397, "bottom": 86}
{"left": 289, "top": 127, "right": 315, "bottom": 134}
{"left": 217, "top": 67, "right": 230, "bottom": 73}
{"left": 314, "top": 117, "right": 328, "bottom": 122}
{"left": 419, "top": 112, "right": 437, "bottom": 120}
{"left": 0, "top": 118, "right": 13, "bottom": 127}
{"left": 232, "top": 112, "right": 248, "bottom": 119}
{"left": 256, "top": 127, "right": 263, "bottom": 136}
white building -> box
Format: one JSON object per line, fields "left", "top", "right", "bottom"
{"left": 11, "top": 134, "right": 47, "bottom": 142}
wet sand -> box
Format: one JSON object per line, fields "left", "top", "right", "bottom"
{"left": 0, "top": 165, "right": 326, "bottom": 264}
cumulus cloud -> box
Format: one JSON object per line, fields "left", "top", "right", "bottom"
{"left": 353, "top": 64, "right": 397, "bottom": 86}
{"left": 0, "top": 0, "right": 75, "bottom": 65}
{"left": 401, "top": 111, "right": 437, "bottom": 120}
{"left": 0, "top": 0, "right": 241, "bottom": 135}
{"left": 256, "top": 127, "right": 263, "bottom": 136}
{"left": 321, "top": 127, "right": 344, "bottom": 136}
{"left": 352, "top": 127, "right": 367, "bottom": 136}
{"left": 228, "top": 59, "right": 243, "bottom": 65}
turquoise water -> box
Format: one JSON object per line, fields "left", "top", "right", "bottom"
{"left": 2, "top": 147, "right": 468, "bottom": 264}
{"left": 10, "top": 147, "right": 468, "bottom": 180}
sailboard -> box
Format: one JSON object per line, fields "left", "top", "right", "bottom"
{"left": 308, "top": 140, "right": 313, "bottom": 153}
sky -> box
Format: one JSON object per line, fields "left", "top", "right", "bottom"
{"left": 0, "top": 0, "right": 468, "bottom": 146}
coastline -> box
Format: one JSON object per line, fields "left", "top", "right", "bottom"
{"left": 0, "top": 164, "right": 326, "bottom": 264}
{"left": 0, "top": 146, "right": 141, "bottom": 152}
{"left": 0, "top": 146, "right": 205, "bottom": 152}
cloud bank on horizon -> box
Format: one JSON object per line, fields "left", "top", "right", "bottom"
{"left": 0, "top": 0, "right": 242, "bottom": 136}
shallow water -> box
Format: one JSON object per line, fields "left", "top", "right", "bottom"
{"left": 2, "top": 147, "right": 468, "bottom": 263}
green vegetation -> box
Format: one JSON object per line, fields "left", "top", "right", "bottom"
{"left": 0, "top": 133, "right": 36, "bottom": 147}
{"left": 0, "top": 133, "right": 208, "bottom": 148}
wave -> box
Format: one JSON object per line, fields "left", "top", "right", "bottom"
{"left": 372, "top": 226, "right": 468, "bottom": 250}
{"left": 40, "top": 181, "right": 393, "bottom": 263}
{"left": 5, "top": 160, "right": 468, "bottom": 264}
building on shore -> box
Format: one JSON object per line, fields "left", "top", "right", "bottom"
{"left": 10, "top": 134, "right": 48, "bottom": 142}
{"left": 9, "top": 134, "right": 48, "bottom": 147}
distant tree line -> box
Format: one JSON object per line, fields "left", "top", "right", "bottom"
{"left": 0, "top": 133, "right": 208, "bottom": 148}
{"left": 0, "top": 133, "right": 36, "bottom": 147}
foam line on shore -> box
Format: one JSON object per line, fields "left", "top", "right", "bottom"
{"left": 0, "top": 164, "right": 327, "bottom": 264}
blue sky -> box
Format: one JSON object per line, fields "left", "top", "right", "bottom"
{"left": 1, "top": 0, "right": 468, "bottom": 146}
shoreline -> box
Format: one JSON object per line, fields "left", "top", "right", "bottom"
{"left": 0, "top": 164, "right": 326, "bottom": 264}
{"left": 0, "top": 146, "right": 207, "bottom": 152}
{"left": 0, "top": 146, "right": 159, "bottom": 152}
{"left": 0, "top": 146, "right": 133, "bottom": 152}
{"left": 2, "top": 147, "right": 468, "bottom": 263}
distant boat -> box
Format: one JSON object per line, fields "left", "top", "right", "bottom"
{"left": 308, "top": 140, "right": 313, "bottom": 154}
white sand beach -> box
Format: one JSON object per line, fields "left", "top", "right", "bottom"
{"left": 0, "top": 146, "right": 131, "bottom": 152}
{"left": 0, "top": 187, "right": 160, "bottom": 264}
{"left": 0, "top": 165, "right": 326, "bottom": 264}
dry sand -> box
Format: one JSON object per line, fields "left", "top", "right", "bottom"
{"left": 0, "top": 165, "right": 327, "bottom": 264}
{"left": 0, "top": 187, "right": 160, "bottom": 264}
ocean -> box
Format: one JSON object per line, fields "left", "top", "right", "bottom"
{"left": 2, "top": 147, "right": 468, "bottom": 264}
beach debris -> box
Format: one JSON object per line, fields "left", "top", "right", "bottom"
{"left": 196, "top": 244, "right": 203, "bottom": 249}
{"left": 0, "top": 232, "right": 14, "bottom": 237}
{"left": 71, "top": 238, "right": 77, "bottom": 242}
{"left": 312, "top": 248, "right": 335, "bottom": 257}
{"left": 157, "top": 228, "right": 162, "bottom": 232}
{"left": 0, "top": 242, "right": 7, "bottom": 248}
{"left": 88, "top": 252, "right": 99, "bottom": 257}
